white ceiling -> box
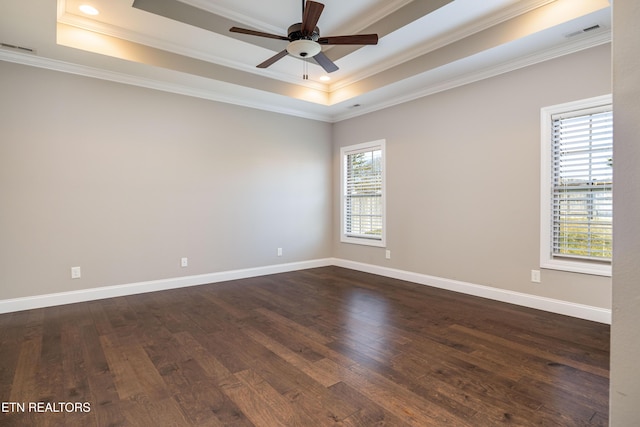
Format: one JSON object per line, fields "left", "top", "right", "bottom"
{"left": 0, "top": 0, "right": 611, "bottom": 122}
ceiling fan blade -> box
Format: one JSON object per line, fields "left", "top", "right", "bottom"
{"left": 318, "top": 34, "right": 379, "bottom": 45}
{"left": 230, "top": 27, "right": 289, "bottom": 41}
{"left": 313, "top": 51, "right": 338, "bottom": 73}
{"left": 301, "top": 1, "right": 324, "bottom": 36}
{"left": 257, "top": 49, "right": 289, "bottom": 68}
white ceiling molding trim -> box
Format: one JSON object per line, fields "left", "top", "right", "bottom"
{"left": 179, "top": 0, "right": 415, "bottom": 37}
{"left": 1, "top": 0, "right": 612, "bottom": 122}
{"left": 0, "top": 25, "right": 610, "bottom": 124}
{"left": 0, "top": 47, "right": 332, "bottom": 121}
{"left": 327, "top": 0, "right": 561, "bottom": 92}
{"left": 332, "top": 30, "right": 612, "bottom": 122}
{"left": 56, "top": 12, "right": 330, "bottom": 92}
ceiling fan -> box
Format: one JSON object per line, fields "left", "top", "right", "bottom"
{"left": 229, "top": 0, "right": 378, "bottom": 74}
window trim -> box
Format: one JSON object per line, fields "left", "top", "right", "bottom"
{"left": 540, "top": 95, "right": 612, "bottom": 277}
{"left": 340, "top": 140, "right": 386, "bottom": 247}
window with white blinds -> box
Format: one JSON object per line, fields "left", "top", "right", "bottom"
{"left": 541, "top": 95, "right": 612, "bottom": 276}
{"left": 341, "top": 140, "right": 386, "bottom": 247}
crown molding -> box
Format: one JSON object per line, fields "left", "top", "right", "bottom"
{"left": 330, "top": 0, "right": 559, "bottom": 91}
{"left": 330, "top": 30, "right": 611, "bottom": 122}
{"left": 1, "top": 26, "right": 610, "bottom": 124}
{"left": 178, "top": 0, "right": 413, "bottom": 36}
{"left": 0, "top": 48, "right": 332, "bottom": 121}
{"left": 175, "top": 0, "right": 284, "bottom": 35}
{"left": 57, "top": 11, "right": 331, "bottom": 91}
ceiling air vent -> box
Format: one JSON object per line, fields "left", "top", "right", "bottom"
{"left": 1, "top": 42, "right": 36, "bottom": 54}
{"left": 565, "top": 24, "right": 601, "bottom": 39}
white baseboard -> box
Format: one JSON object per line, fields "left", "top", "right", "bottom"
{"left": 0, "top": 257, "right": 611, "bottom": 324}
{"left": 0, "top": 259, "right": 333, "bottom": 315}
{"left": 331, "top": 258, "right": 611, "bottom": 324}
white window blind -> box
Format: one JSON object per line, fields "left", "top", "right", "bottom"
{"left": 341, "top": 140, "right": 385, "bottom": 246}
{"left": 550, "top": 105, "right": 612, "bottom": 262}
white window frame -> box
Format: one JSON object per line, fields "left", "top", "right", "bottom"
{"left": 340, "top": 140, "right": 386, "bottom": 247}
{"left": 540, "top": 95, "right": 612, "bottom": 276}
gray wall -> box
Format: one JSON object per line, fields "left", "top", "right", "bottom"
{"left": 0, "top": 61, "right": 333, "bottom": 299}
{"left": 0, "top": 44, "right": 614, "bottom": 311}
{"left": 611, "top": 0, "right": 640, "bottom": 423}
{"left": 333, "top": 44, "right": 612, "bottom": 309}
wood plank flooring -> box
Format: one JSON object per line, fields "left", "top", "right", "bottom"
{"left": 0, "top": 266, "right": 610, "bottom": 426}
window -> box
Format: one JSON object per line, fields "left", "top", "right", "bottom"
{"left": 341, "top": 140, "right": 386, "bottom": 247}
{"left": 540, "top": 95, "right": 612, "bottom": 276}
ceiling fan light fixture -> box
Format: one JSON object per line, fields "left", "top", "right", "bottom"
{"left": 287, "top": 39, "right": 321, "bottom": 59}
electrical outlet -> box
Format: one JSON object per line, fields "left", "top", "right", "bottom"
{"left": 531, "top": 269, "right": 541, "bottom": 283}
{"left": 181, "top": 257, "right": 188, "bottom": 267}
{"left": 277, "top": 248, "right": 283, "bottom": 257}
{"left": 71, "top": 266, "right": 81, "bottom": 279}
{"left": 385, "top": 249, "right": 391, "bottom": 259}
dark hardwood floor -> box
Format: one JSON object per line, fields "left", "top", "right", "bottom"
{"left": 0, "top": 266, "right": 609, "bottom": 426}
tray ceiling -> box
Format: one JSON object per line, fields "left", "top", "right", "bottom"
{"left": 0, "top": 0, "right": 611, "bottom": 121}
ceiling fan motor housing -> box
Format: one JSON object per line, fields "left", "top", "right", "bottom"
{"left": 288, "top": 23, "right": 320, "bottom": 41}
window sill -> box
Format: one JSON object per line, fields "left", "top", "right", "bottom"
{"left": 540, "top": 259, "right": 611, "bottom": 277}
{"left": 341, "top": 235, "right": 386, "bottom": 248}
